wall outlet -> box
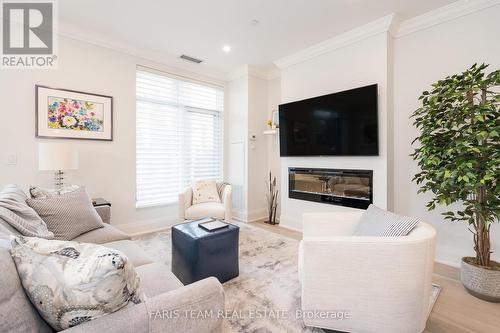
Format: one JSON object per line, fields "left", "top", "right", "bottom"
{"left": 6, "top": 154, "right": 17, "bottom": 165}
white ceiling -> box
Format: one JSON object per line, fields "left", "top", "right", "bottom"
{"left": 59, "top": 0, "right": 456, "bottom": 75}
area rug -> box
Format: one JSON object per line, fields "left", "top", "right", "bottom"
{"left": 133, "top": 223, "right": 440, "bottom": 333}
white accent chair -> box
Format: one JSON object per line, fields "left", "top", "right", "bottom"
{"left": 178, "top": 183, "right": 232, "bottom": 222}
{"left": 298, "top": 211, "right": 436, "bottom": 333}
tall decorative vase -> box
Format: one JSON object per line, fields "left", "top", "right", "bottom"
{"left": 265, "top": 172, "right": 279, "bottom": 225}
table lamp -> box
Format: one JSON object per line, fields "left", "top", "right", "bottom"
{"left": 38, "top": 142, "right": 79, "bottom": 191}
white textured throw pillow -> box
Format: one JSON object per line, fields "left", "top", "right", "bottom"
{"left": 192, "top": 180, "right": 221, "bottom": 205}
{"left": 10, "top": 236, "right": 144, "bottom": 331}
{"left": 354, "top": 204, "right": 419, "bottom": 236}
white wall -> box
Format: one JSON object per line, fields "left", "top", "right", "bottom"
{"left": 247, "top": 75, "right": 269, "bottom": 221}
{"left": 279, "top": 32, "right": 390, "bottom": 231}
{"left": 393, "top": 6, "right": 500, "bottom": 266}
{"left": 227, "top": 75, "right": 249, "bottom": 216}
{"left": 266, "top": 77, "right": 282, "bottom": 218}
{"left": 0, "top": 36, "right": 225, "bottom": 234}
{"left": 226, "top": 68, "right": 270, "bottom": 222}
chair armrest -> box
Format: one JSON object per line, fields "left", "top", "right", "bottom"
{"left": 95, "top": 205, "right": 111, "bottom": 224}
{"left": 63, "top": 277, "right": 225, "bottom": 333}
{"left": 178, "top": 187, "right": 193, "bottom": 221}
{"left": 302, "top": 211, "right": 363, "bottom": 238}
{"left": 222, "top": 185, "right": 232, "bottom": 222}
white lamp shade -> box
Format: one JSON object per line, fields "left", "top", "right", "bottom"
{"left": 38, "top": 143, "right": 79, "bottom": 171}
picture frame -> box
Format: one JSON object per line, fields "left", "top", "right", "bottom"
{"left": 35, "top": 85, "right": 113, "bottom": 141}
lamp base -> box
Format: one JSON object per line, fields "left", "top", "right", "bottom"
{"left": 54, "top": 170, "right": 65, "bottom": 193}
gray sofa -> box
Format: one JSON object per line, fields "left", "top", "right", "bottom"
{"left": 0, "top": 191, "right": 226, "bottom": 333}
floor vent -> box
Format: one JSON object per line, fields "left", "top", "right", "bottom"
{"left": 180, "top": 54, "right": 203, "bottom": 64}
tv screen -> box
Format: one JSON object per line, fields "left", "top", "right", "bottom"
{"left": 279, "top": 84, "right": 378, "bottom": 156}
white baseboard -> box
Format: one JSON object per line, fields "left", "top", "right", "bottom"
{"left": 232, "top": 209, "right": 268, "bottom": 223}
{"left": 278, "top": 214, "right": 302, "bottom": 232}
{"left": 435, "top": 258, "right": 461, "bottom": 269}
{"left": 233, "top": 215, "right": 268, "bottom": 223}
{"left": 278, "top": 223, "right": 302, "bottom": 233}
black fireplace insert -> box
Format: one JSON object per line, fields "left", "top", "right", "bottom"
{"left": 288, "top": 167, "right": 373, "bottom": 209}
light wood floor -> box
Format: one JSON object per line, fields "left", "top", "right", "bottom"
{"left": 250, "top": 221, "right": 500, "bottom": 333}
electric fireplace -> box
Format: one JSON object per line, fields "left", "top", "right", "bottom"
{"left": 288, "top": 168, "right": 373, "bottom": 209}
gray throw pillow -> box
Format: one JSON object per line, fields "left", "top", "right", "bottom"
{"left": 26, "top": 187, "right": 104, "bottom": 240}
{"left": 10, "top": 236, "right": 144, "bottom": 331}
{"left": 354, "top": 204, "right": 419, "bottom": 237}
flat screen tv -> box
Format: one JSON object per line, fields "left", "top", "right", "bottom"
{"left": 279, "top": 84, "right": 378, "bottom": 156}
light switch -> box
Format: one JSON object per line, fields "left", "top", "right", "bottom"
{"left": 7, "top": 154, "right": 17, "bottom": 165}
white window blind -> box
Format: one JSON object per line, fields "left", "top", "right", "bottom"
{"left": 136, "top": 69, "right": 224, "bottom": 207}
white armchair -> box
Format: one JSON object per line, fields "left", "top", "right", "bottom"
{"left": 299, "top": 211, "right": 436, "bottom": 333}
{"left": 178, "top": 182, "right": 232, "bottom": 222}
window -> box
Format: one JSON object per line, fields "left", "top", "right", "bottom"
{"left": 136, "top": 68, "right": 224, "bottom": 207}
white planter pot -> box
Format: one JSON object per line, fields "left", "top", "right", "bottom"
{"left": 460, "top": 257, "right": 500, "bottom": 303}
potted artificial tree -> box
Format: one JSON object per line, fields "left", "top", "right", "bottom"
{"left": 411, "top": 63, "right": 499, "bottom": 302}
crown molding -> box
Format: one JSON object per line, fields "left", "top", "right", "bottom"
{"left": 266, "top": 68, "right": 281, "bottom": 80}
{"left": 274, "top": 13, "right": 395, "bottom": 69}
{"left": 226, "top": 65, "right": 250, "bottom": 81}
{"left": 273, "top": 0, "right": 499, "bottom": 69}
{"left": 226, "top": 64, "right": 281, "bottom": 81}
{"left": 248, "top": 65, "right": 269, "bottom": 80}
{"left": 248, "top": 65, "right": 281, "bottom": 81}
{"left": 395, "top": 0, "right": 500, "bottom": 38}
{"left": 58, "top": 25, "right": 227, "bottom": 84}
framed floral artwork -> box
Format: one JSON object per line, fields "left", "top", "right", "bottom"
{"left": 36, "top": 85, "right": 113, "bottom": 141}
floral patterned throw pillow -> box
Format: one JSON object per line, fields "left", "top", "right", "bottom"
{"left": 192, "top": 180, "right": 221, "bottom": 205}
{"left": 10, "top": 236, "right": 144, "bottom": 331}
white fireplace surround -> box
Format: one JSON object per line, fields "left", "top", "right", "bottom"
{"left": 278, "top": 31, "right": 390, "bottom": 231}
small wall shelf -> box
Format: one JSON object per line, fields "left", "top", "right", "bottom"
{"left": 263, "top": 129, "right": 278, "bottom": 135}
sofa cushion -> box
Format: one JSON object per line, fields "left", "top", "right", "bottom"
{"left": 26, "top": 187, "right": 104, "bottom": 240}
{"left": 73, "top": 224, "right": 130, "bottom": 244}
{"left": 104, "top": 240, "right": 154, "bottom": 267}
{"left": 0, "top": 234, "right": 52, "bottom": 333}
{"left": 135, "top": 263, "right": 183, "bottom": 297}
{"left": 185, "top": 202, "right": 225, "bottom": 220}
{"left": 10, "top": 236, "right": 144, "bottom": 331}
{"left": 354, "top": 204, "right": 419, "bottom": 237}
{"left": 0, "top": 184, "right": 54, "bottom": 239}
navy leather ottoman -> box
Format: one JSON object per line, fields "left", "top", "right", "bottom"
{"left": 172, "top": 220, "right": 239, "bottom": 285}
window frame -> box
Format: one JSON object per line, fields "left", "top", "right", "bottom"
{"left": 135, "top": 67, "right": 225, "bottom": 208}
